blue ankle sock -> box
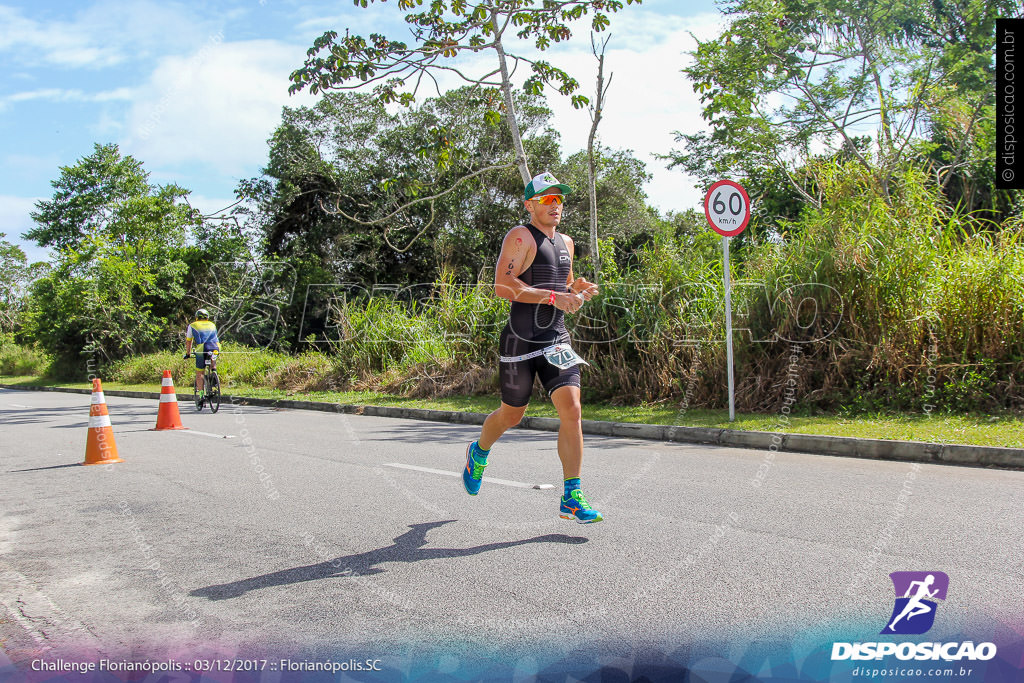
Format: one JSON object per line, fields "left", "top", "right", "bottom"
{"left": 564, "top": 477, "right": 581, "bottom": 497}
{"left": 471, "top": 441, "right": 490, "bottom": 461}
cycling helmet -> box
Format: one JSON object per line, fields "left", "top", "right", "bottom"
{"left": 195, "top": 308, "right": 210, "bottom": 320}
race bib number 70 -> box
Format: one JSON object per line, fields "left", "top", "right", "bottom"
{"left": 543, "top": 344, "right": 588, "bottom": 369}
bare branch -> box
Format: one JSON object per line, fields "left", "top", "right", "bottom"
{"left": 382, "top": 202, "right": 438, "bottom": 253}
{"left": 772, "top": 153, "right": 821, "bottom": 208}
{"left": 318, "top": 161, "right": 516, "bottom": 226}
{"left": 938, "top": 93, "right": 989, "bottom": 191}
{"left": 784, "top": 71, "right": 874, "bottom": 173}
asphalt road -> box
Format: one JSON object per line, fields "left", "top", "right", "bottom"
{"left": 1, "top": 388, "right": 1022, "bottom": 678}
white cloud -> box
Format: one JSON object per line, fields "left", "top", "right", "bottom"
{"left": 3, "top": 89, "right": 69, "bottom": 104}
{"left": 0, "top": 1, "right": 221, "bottom": 69}
{"left": 410, "top": 11, "right": 723, "bottom": 214}
{"left": 93, "top": 87, "right": 135, "bottom": 102}
{"left": 0, "top": 6, "right": 119, "bottom": 68}
{"left": 0, "top": 195, "right": 40, "bottom": 234}
{"left": 121, "top": 38, "right": 319, "bottom": 178}
{"left": 2, "top": 154, "right": 63, "bottom": 180}
{"left": 293, "top": 2, "right": 403, "bottom": 37}
{"left": 0, "top": 87, "right": 134, "bottom": 111}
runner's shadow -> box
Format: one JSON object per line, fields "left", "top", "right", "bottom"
{"left": 190, "top": 520, "right": 587, "bottom": 600}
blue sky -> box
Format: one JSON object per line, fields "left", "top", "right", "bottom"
{"left": 0, "top": 0, "right": 723, "bottom": 262}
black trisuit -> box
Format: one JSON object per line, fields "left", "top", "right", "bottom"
{"left": 499, "top": 223, "right": 581, "bottom": 407}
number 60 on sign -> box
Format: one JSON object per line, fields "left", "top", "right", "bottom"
{"left": 704, "top": 179, "right": 751, "bottom": 237}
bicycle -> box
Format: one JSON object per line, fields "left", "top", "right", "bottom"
{"left": 189, "top": 349, "right": 221, "bottom": 413}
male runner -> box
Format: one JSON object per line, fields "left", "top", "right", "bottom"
{"left": 462, "top": 172, "right": 602, "bottom": 523}
{"left": 183, "top": 309, "right": 220, "bottom": 399}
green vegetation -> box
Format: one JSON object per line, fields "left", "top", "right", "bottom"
{"left": 0, "top": 335, "right": 51, "bottom": 376}
{"left": 0, "top": 235, "right": 45, "bottom": 334}
{"left": 17, "top": 143, "right": 247, "bottom": 376}
{"left": 1, "top": 1, "right": 1020, "bottom": 423}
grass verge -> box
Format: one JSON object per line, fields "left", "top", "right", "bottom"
{"left": 2, "top": 374, "right": 1021, "bottom": 448}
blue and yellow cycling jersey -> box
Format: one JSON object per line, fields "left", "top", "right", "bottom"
{"left": 186, "top": 320, "right": 220, "bottom": 350}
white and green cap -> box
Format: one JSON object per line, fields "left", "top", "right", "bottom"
{"left": 524, "top": 171, "right": 572, "bottom": 200}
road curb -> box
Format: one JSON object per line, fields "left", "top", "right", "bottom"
{"left": 3, "top": 383, "right": 1022, "bottom": 469}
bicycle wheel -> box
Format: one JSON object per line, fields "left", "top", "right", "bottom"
{"left": 208, "top": 371, "right": 221, "bottom": 413}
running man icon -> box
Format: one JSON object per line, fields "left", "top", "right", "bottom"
{"left": 881, "top": 571, "right": 950, "bottom": 635}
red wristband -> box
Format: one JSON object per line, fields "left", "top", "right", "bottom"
{"left": 548, "top": 290, "right": 556, "bottom": 305}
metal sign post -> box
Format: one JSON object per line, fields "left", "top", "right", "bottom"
{"left": 704, "top": 179, "right": 751, "bottom": 422}
{"left": 722, "top": 236, "right": 735, "bottom": 421}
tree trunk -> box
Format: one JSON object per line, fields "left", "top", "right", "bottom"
{"left": 587, "top": 35, "right": 609, "bottom": 281}
{"left": 491, "top": 8, "right": 531, "bottom": 184}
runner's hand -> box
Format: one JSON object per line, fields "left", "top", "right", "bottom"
{"left": 572, "top": 277, "right": 600, "bottom": 301}
{"left": 553, "top": 291, "right": 584, "bottom": 314}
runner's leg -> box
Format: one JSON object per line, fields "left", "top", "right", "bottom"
{"left": 479, "top": 402, "right": 527, "bottom": 451}
{"left": 550, "top": 384, "right": 602, "bottom": 523}
{"left": 482, "top": 326, "right": 534, "bottom": 450}
{"left": 464, "top": 326, "right": 534, "bottom": 495}
{"left": 889, "top": 602, "right": 917, "bottom": 630}
{"left": 550, "top": 385, "right": 583, "bottom": 479}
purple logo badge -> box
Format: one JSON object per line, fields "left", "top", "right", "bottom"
{"left": 881, "top": 571, "right": 949, "bottom": 635}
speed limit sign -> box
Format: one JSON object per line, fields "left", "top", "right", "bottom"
{"left": 703, "top": 178, "right": 751, "bottom": 422}
{"left": 704, "top": 179, "right": 751, "bottom": 237}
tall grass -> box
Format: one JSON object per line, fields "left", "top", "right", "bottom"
{"left": 319, "top": 275, "right": 507, "bottom": 396}
{"left": 736, "top": 163, "right": 1023, "bottom": 411}
{"left": 0, "top": 334, "right": 51, "bottom": 376}
{"left": 107, "top": 342, "right": 328, "bottom": 391}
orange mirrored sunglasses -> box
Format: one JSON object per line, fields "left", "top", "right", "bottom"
{"left": 532, "top": 194, "right": 564, "bottom": 205}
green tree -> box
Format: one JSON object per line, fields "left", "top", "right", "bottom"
{"left": 0, "top": 234, "right": 47, "bottom": 334}
{"left": 22, "top": 144, "right": 204, "bottom": 370}
{"left": 240, "top": 88, "right": 568, "bottom": 345}
{"left": 289, "top": 0, "right": 641, "bottom": 185}
{"left": 671, "top": 0, "right": 1013, "bottom": 209}
{"left": 242, "top": 88, "right": 680, "bottom": 348}
{"left": 243, "top": 89, "right": 560, "bottom": 280}
{"left": 557, "top": 146, "right": 659, "bottom": 268}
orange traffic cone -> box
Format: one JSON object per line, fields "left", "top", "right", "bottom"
{"left": 83, "top": 378, "right": 123, "bottom": 466}
{"left": 152, "top": 370, "right": 187, "bottom": 430}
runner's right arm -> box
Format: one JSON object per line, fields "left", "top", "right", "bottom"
{"left": 494, "top": 226, "right": 582, "bottom": 313}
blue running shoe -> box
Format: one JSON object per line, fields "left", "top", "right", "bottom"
{"left": 462, "top": 442, "right": 488, "bottom": 495}
{"left": 559, "top": 489, "right": 603, "bottom": 524}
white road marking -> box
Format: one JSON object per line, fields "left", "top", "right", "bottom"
{"left": 7, "top": 403, "right": 33, "bottom": 408}
{"left": 383, "top": 463, "right": 548, "bottom": 490}
{"left": 178, "top": 430, "right": 236, "bottom": 439}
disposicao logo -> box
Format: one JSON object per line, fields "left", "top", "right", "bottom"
{"left": 882, "top": 571, "right": 948, "bottom": 635}
{"left": 831, "top": 571, "right": 997, "bottom": 663}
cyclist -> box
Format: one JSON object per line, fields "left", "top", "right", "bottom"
{"left": 184, "top": 309, "right": 220, "bottom": 402}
